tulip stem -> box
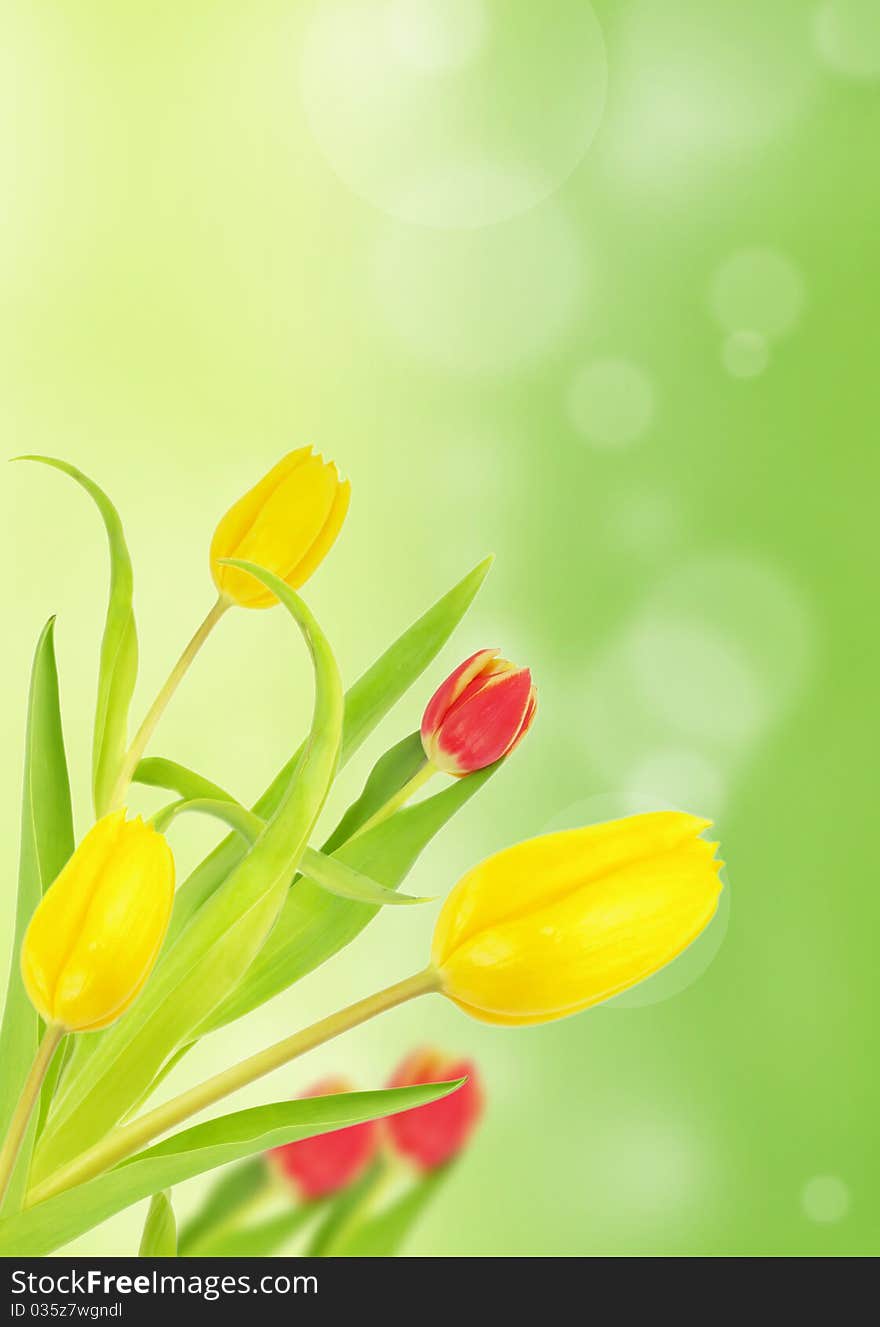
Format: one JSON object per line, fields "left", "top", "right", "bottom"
{"left": 351, "top": 760, "right": 436, "bottom": 841}
{"left": 0, "top": 1025, "right": 65, "bottom": 1209}
{"left": 109, "top": 596, "right": 231, "bottom": 810}
{"left": 27, "top": 969, "right": 441, "bottom": 1207}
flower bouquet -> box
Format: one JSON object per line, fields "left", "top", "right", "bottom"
{"left": 0, "top": 451, "right": 723, "bottom": 1256}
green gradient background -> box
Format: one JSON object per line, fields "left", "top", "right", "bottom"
{"left": 1, "top": 1, "right": 877, "bottom": 1257}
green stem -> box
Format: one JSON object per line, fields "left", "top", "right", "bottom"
{"left": 28, "top": 969, "right": 440, "bottom": 1207}
{"left": 108, "top": 596, "right": 231, "bottom": 811}
{"left": 351, "top": 760, "right": 436, "bottom": 841}
{"left": 0, "top": 1026, "right": 65, "bottom": 1208}
{"left": 181, "top": 1179, "right": 276, "bottom": 1256}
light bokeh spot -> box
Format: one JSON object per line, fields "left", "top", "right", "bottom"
{"left": 301, "top": 0, "right": 607, "bottom": 228}
{"left": 372, "top": 205, "right": 583, "bottom": 373}
{"left": 801, "top": 1175, "right": 851, "bottom": 1223}
{"left": 710, "top": 249, "right": 806, "bottom": 340}
{"left": 624, "top": 747, "right": 727, "bottom": 818}
{"left": 627, "top": 552, "right": 815, "bottom": 747}
{"left": 596, "top": 1112, "right": 712, "bottom": 1218}
{"left": 813, "top": 1, "right": 880, "bottom": 79}
{"left": 722, "top": 330, "right": 770, "bottom": 379}
{"left": 568, "top": 358, "right": 656, "bottom": 448}
{"left": 604, "top": 5, "right": 818, "bottom": 190}
{"left": 385, "top": 0, "right": 488, "bottom": 73}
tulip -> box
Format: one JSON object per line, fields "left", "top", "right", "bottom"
{"left": 386, "top": 1049, "right": 483, "bottom": 1171}
{"left": 21, "top": 811, "right": 175, "bottom": 1033}
{"left": 210, "top": 447, "right": 350, "bottom": 609}
{"left": 33, "top": 814, "right": 724, "bottom": 1205}
{"left": 431, "top": 811, "right": 723, "bottom": 1025}
{"left": 421, "top": 648, "right": 536, "bottom": 776}
{"left": 269, "top": 1078, "right": 380, "bottom": 1199}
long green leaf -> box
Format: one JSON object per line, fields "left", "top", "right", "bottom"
{"left": 138, "top": 1191, "right": 177, "bottom": 1256}
{"left": 52, "top": 559, "right": 491, "bottom": 1135}
{"left": 176, "top": 1156, "right": 268, "bottom": 1254}
{"left": 330, "top": 1166, "right": 452, "bottom": 1257}
{"left": 0, "top": 1085, "right": 457, "bottom": 1257}
{"left": 165, "top": 556, "right": 492, "bottom": 939}
{"left": 18, "top": 457, "right": 137, "bottom": 817}
{"left": 200, "top": 765, "right": 497, "bottom": 1035}
{"left": 322, "top": 732, "right": 427, "bottom": 853}
{"left": 0, "top": 619, "right": 74, "bottom": 1215}
{"left": 306, "top": 1155, "right": 389, "bottom": 1256}
{"left": 153, "top": 794, "right": 431, "bottom": 907}
{"left": 33, "top": 570, "right": 344, "bottom": 1185}
{"left": 183, "top": 1207, "right": 315, "bottom": 1257}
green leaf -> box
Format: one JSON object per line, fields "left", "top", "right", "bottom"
{"left": 200, "top": 764, "right": 497, "bottom": 1035}
{"left": 183, "top": 1207, "right": 315, "bottom": 1258}
{"left": 165, "top": 556, "right": 492, "bottom": 939}
{"left": 18, "top": 457, "right": 137, "bottom": 817}
{"left": 33, "top": 571, "right": 344, "bottom": 1186}
{"left": 323, "top": 732, "right": 427, "bottom": 853}
{"left": 153, "top": 793, "right": 430, "bottom": 907}
{"left": 177, "top": 1156, "right": 268, "bottom": 1255}
{"left": 0, "top": 619, "right": 74, "bottom": 1215}
{"left": 330, "top": 1166, "right": 453, "bottom": 1257}
{"left": 1, "top": 1084, "right": 458, "bottom": 1258}
{"left": 305, "top": 1156, "right": 389, "bottom": 1256}
{"left": 136, "top": 757, "right": 233, "bottom": 805}
{"left": 138, "top": 1191, "right": 177, "bottom": 1257}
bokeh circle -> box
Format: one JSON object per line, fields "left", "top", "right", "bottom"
{"left": 301, "top": 0, "right": 608, "bottom": 228}
{"left": 710, "top": 249, "right": 806, "bottom": 340}
{"left": 801, "top": 1175, "right": 851, "bottom": 1223}
{"left": 568, "top": 358, "right": 656, "bottom": 448}
{"left": 722, "top": 330, "right": 770, "bottom": 379}
{"left": 372, "top": 205, "right": 583, "bottom": 373}
{"left": 813, "top": 1, "right": 880, "bottom": 79}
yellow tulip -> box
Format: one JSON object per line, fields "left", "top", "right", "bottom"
{"left": 431, "top": 811, "right": 723, "bottom": 1025}
{"left": 21, "top": 811, "right": 175, "bottom": 1032}
{"left": 210, "top": 447, "right": 351, "bottom": 609}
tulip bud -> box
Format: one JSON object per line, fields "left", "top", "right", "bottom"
{"left": 210, "top": 447, "right": 351, "bottom": 609}
{"left": 432, "top": 812, "right": 723, "bottom": 1025}
{"left": 269, "top": 1078, "right": 379, "bottom": 1199}
{"left": 421, "top": 649, "right": 536, "bottom": 776}
{"left": 385, "top": 1049, "right": 483, "bottom": 1171}
{"left": 21, "top": 811, "right": 175, "bottom": 1033}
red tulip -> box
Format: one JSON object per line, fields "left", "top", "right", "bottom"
{"left": 421, "top": 649, "right": 536, "bottom": 775}
{"left": 385, "top": 1049, "right": 484, "bottom": 1171}
{"left": 268, "top": 1077, "right": 379, "bottom": 1199}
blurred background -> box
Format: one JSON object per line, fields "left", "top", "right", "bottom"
{"left": 1, "top": 0, "right": 877, "bottom": 1256}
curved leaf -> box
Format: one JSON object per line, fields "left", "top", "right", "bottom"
{"left": 2, "top": 1084, "right": 458, "bottom": 1257}
{"left": 166, "top": 557, "right": 492, "bottom": 937}
{"left": 322, "top": 732, "right": 427, "bottom": 853}
{"left": 200, "top": 764, "right": 497, "bottom": 1035}
{"left": 138, "top": 1191, "right": 177, "bottom": 1256}
{"left": 17, "top": 457, "right": 137, "bottom": 817}
{"left": 33, "top": 570, "right": 344, "bottom": 1185}
{"left": 0, "top": 619, "right": 74, "bottom": 1214}
{"left": 154, "top": 793, "right": 430, "bottom": 907}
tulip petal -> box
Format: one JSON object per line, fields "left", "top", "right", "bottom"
{"left": 214, "top": 454, "right": 339, "bottom": 608}
{"left": 286, "top": 475, "right": 351, "bottom": 590}
{"left": 420, "top": 649, "right": 499, "bottom": 748}
{"left": 437, "top": 827, "right": 722, "bottom": 1024}
{"left": 431, "top": 667, "right": 534, "bottom": 775}
{"left": 433, "top": 811, "right": 714, "bottom": 971}
{"left": 209, "top": 447, "right": 312, "bottom": 586}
